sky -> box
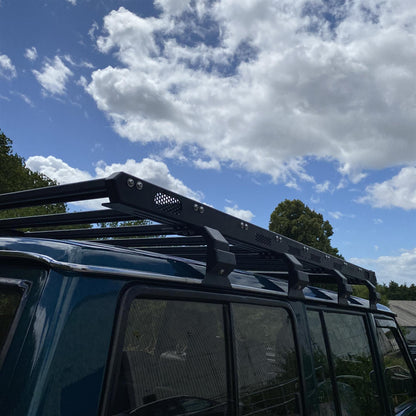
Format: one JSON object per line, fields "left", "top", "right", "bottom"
{"left": 1, "top": 0, "right": 416, "bottom": 285}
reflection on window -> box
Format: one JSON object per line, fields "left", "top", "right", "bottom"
{"left": 306, "top": 310, "right": 335, "bottom": 416}
{"left": 111, "top": 299, "right": 228, "bottom": 416}
{"left": 324, "top": 313, "right": 383, "bottom": 416}
{"left": 0, "top": 284, "right": 23, "bottom": 352}
{"left": 377, "top": 326, "right": 416, "bottom": 411}
{"left": 233, "top": 304, "right": 300, "bottom": 416}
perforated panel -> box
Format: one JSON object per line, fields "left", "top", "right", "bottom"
{"left": 153, "top": 192, "right": 182, "bottom": 216}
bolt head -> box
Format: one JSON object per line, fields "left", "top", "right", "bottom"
{"left": 127, "top": 178, "right": 135, "bottom": 188}
{"left": 136, "top": 181, "right": 143, "bottom": 190}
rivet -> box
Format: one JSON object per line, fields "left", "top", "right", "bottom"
{"left": 244, "top": 223, "right": 248, "bottom": 230}
{"left": 240, "top": 222, "right": 245, "bottom": 230}
{"left": 199, "top": 206, "right": 205, "bottom": 214}
{"left": 193, "top": 204, "right": 199, "bottom": 212}
{"left": 136, "top": 181, "right": 143, "bottom": 190}
{"left": 127, "top": 178, "right": 135, "bottom": 188}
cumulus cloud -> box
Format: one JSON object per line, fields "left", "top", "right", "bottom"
{"left": 351, "top": 248, "right": 416, "bottom": 285}
{"left": 26, "top": 155, "right": 201, "bottom": 205}
{"left": 225, "top": 205, "right": 254, "bottom": 222}
{"left": 26, "top": 155, "right": 92, "bottom": 184}
{"left": 0, "top": 54, "right": 16, "bottom": 79}
{"left": 25, "top": 47, "right": 38, "bottom": 61}
{"left": 359, "top": 166, "right": 416, "bottom": 209}
{"left": 86, "top": 2, "right": 416, "bottom": 186}
{"left": 33, "top": 56, "right": 73, "bottom": 95}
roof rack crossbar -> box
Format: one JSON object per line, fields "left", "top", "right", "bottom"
{"left": 0, "top": 210, "right": 140, "bottom": 230}
{"left": 25, "top": 224, "right": 183, "bottom": 240}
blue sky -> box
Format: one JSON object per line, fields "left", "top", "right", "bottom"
{"left": 1, "top": 0, "right": 416, "bottom": 284}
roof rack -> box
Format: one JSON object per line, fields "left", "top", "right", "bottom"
{"left": 0, "top": 172, "right": 379, "bottom": 307}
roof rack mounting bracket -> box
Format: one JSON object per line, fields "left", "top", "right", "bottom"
{"left": 333, "top": 270, "right": 353, "bottom": 305}
{"left": 364, "top": 281, "right": 381, "bottom": 310}
{"left": 201, "top": 226, "right": 235, "bottom": 288}
{"left": 284, "top": 253, "right": 309, "bottom": 299}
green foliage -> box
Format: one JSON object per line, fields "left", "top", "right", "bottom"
{"left": 0, "top": 130, "right": 66, "bottom": 218}
{"left": 269, "top": 199, "right": 342, "bottom": 258}
{"left": 378, "top": 281, "right": 416, "bottom": 300}
{"left": 352, "top": 285, "right": 390, "bottom": 306}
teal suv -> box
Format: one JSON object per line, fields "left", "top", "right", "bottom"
{"left": 0, "top": 172, "right": 415, "bottom": 416}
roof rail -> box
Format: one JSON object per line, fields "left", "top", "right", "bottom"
{"left": 0, "top": 172, "right": 378, "bottom": 303}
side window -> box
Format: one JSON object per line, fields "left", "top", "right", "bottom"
{"left": 110, "top": 299, "right": 228, "bottom": 416}
{"left": 232, "top": 304, "right": 301, "bottom": 416}
{"left": 0, "top": 283, "right": 24, "bottom": 353}
{"left": 306, "top": 310, "right": 335, "bottom": 415}
{"left": 324, "top": 312, "right": 383, "bottom": 416}
{"left": 377, "top": 321, "right": 416, "bottom": 410}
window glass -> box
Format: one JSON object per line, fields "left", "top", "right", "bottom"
{"left": 232, "top": 304, "right": 300, "bottom": 416}
{"left": 324, "top": 312, "right": 383, "bottom": 416}
{"left": 0, "top": 284, "right": 23, "bottom": 352}
{"left": 377, "top": 325, "right": 416, "bottom": 410}
{"left": 306, "top": 310, "right": 335, "bottom": 416}
{"left": 111, "top": 299, "right": 228, "bottom": 416}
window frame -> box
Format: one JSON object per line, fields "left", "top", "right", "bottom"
{"left": 0, "top": 278, "right": 30, "bottom": 369}
{"left": 374, "top": 315, "right": 416, "bottom": 412}
{"left": 100, "top": 283, "right": 305, "bottom": 416}
{"left": 306, "top": 306, "right": 391, "bottom": 416}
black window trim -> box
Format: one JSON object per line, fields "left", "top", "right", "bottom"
{"left": 0, "top": 278, "right": 30, "bottom": 369}
{"left": 100, "top": 282, "right": 305, "bottom": 416}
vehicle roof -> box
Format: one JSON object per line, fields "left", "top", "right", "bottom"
{"left": 0, "top": 236, "right": 392, "bottom": 314}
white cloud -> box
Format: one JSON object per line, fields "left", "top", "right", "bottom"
{"left": 26, "top": 155, "right": 202, "bottom": 209}
{"left": 351, "top": 248, "right": 416, "bottom": 285}
{"left": 26, "top": 155, "right": 92, "bottom": 184}
{"left": 25, "top": 47, "right": 38, "bottom": 61}
{"left": 66, "top": 0, "right": 76, "bottom": 5}
{"left": 315, "top": 180, "right": 331, "bottom": 193}
{"left": 33, "top": 56, "right": 73, "bottom": 95}
{"left": 194, "top": 159, "right": 221, "bottom": 170}
{"left": 359, "top": 166, "right": 416, "bottom": 209}
{"left": 0, "top": 54, "right": 16, "bottom": 79}
{"left": 86, "top": 2, "right": 416, "bottom": 187}
{"left": 17, "top": 93, "right": 34, "bottom": 107}
{"left": 225, "top": 205, "right": 254, "bottom": 222}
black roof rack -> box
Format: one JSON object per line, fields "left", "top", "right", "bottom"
{"left": 0, "top": 172, "right": 379, "bottom": 307}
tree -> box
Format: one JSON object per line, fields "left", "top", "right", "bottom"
{"left": 0, "top": 130, "right": 66, "bottom": 218}
{"left": 269, "top": 199, "right": 342, "bottom": 257}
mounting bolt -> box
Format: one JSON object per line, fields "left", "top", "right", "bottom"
{"left": 240, "top": 222, "right": 248, "bottom": 230}
{"left": 199, "top": 206, "right": 205, "bottom": 214}
{"left": 127, "top": 178, "right": 135, "bottom": 188}
{"left": 193, "top": 203, "right": 199, "bottom": 212}
{"left": 275, "top": 236, "right": 282, "bottom": 243}
{"left": 136, "top": 181, "right": 143, "bottom": 190}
